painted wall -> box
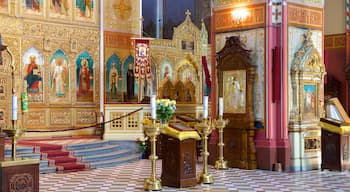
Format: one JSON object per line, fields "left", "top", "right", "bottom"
{"left": 324, "top": 0, "right": 345, "bottom": 35}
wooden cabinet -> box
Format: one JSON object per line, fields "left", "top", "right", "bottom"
{"left": 161, "top": 135, "right": 197, "bottom": 188}
{"left": 216, "top": 36, "right": 257, "bottom": 169}
{"left": 321, "top": 128, "right": 350, "bottom": 171}
{"left": 0, "top": 159, "right": 39, "bottom": 192}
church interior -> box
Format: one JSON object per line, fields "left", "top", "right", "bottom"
{"left": 1, "top": 0, "right": 350, "bottom": 191}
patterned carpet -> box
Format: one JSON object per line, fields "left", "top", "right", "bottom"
{"left": 40, "top": 159, "right": 350, "bottom": 192}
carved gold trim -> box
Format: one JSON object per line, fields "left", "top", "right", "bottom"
{"left": 0, "top": 159, "right": 39, "bottom": 167}
{"left": 319, "top": 121, "right": 350, "bottom": 135}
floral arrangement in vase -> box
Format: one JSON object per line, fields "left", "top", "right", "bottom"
{"left": 156, "top": 99, "right": 176, "bottom": 123}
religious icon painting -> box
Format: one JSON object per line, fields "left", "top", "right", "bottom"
{"left": 22, "top": 47, "right": 44, "bottom": 103}
{"left": 49, "top": 0, "right": 71, "bottom": 19}
{"left": 160, "top": 61, "right": 172, "bottom": 81}
{"left": 74, "top": 0, "right": 95, "bottom": 22}
{"left": 123, "top": 55, "right": 137, "bottom": 102}
{"left": 106, "top": 54, "right": 122, "bottom": 103}
{"left": 0, "top": 0, "right": 8, "bottom": 13}
{"left": 303, "top": 84, "right": 317, "bottom": 119}
{"left": 21, "top": 0, "right": 44, "bottom": 17}
{"left": 223, "top": 70, "right": 246, "bottom": 114}
{"left": 49, "top": 49, "right": 70, "bottom": 103}
{"left": 76, "top": 51, "right": 94, "bottom": 102}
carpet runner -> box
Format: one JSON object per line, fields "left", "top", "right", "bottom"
{"left": 18, "top": 140, "right": 88, "bottom": 172}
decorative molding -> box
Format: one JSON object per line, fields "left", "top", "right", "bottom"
{"left": 324, "top": 34, "right": 346, "bottom": 49}
{"left": 287, "top": 3, "right": 323, "bottom": 30}
{"left": 76, "top": 110, "right": 96, "bottom": 124}
{"left": 50, "top": 110, "right": 72, "bottom": 125}
{"left": 25, "top": 110, "right": 46, "bottom": 127}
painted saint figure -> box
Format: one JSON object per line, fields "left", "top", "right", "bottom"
{"left": 24, "top": 55, "right": 42, "bottom": 93}
{"left": 126, "top": 63, "right": 134, "bottom": 100}
{"left": 230, "top": 76, "right": 243, "bottom": 110}
{"left": 52, "top": 0, "right": 69, "bottom": 15}
{"left": 26, "top": 0, "right": 40, "bottom": 11}
{"left": 52, "top": 57, "right": 67, "bottom": 97}
{"left": 77, "top": 0, "right": 93, "bottom": 17}
{"left": 78, "top": 58, "right": 91, "bottom": 95}
{"left": 109, "top": 63, "right": 118, "bottom": 99}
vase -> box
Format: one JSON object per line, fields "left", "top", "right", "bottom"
{"left": 161, "top": 119, "right": 167, "bottom": 124}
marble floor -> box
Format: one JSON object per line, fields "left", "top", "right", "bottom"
{"left": 40, "top": 159, "right": 350, "bottom": 192}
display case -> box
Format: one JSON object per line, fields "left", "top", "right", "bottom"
{"left": 319, "top": 98, "right": 350, "bottom": 171}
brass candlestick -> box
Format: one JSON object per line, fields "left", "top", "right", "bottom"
{"left": 2, "top": 125, "right": 25, "bottom": 161}
{"left": 195, "top": 119, "right": 214, "bottom": 184}
{"left": 214, "top": 115, "right": 229, "bottom": 169}
{"left": 143, "top": 119, "right": 162, "bottom": 191}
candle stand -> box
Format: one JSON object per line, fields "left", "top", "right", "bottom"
{"left": 143, "top": 119, "right": 162, "bottom": 191}
{"left": 1, "top": 54, "right": 26, "bottom": 161}
{"left": 195, "top": 118, "right": 214, "bottom": 184}
{"left": 214, "top": 115, "right": 229, "bottom": 169}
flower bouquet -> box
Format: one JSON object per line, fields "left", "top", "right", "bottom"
{"left": 156, "top": 99, "right": 176, "bottom": 123}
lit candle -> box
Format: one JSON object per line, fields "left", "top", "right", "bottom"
{"left": 203, "top": 96, "right": 208, "bottom": 119}
{"left": 219, "top": 97, "right": 223, "bottom": 116}
{"left": 12, "top": 95, "right": 17, "bottom": 120}
{"left": 151, "top": 95, "right": 156, "bottom": 119}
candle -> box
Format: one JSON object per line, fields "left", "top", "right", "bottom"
{"left": 0, "top": 34, "right": 2, "bottom": 46}
{"left": 203, "top": 96, "right": 208, "bottom": 119}
{"left": 12, "top": 95, "right": 17, "bottom": 120}
{"left": 219, "top": 97, "right": 223, "bottom": 116}
{"left": 150, "top": 95, "right": 156, "bottom": 119}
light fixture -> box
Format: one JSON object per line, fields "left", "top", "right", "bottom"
{"left": 231, "top": 8, "right": 249, "bottom": 25}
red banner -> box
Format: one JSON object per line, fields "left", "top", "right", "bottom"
{"left": 134, "top": 39, "right": 150, "bottom": 79}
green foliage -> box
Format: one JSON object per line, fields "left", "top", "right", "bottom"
{"left": 156, "top": 99, "right": 176, "bottom": 122}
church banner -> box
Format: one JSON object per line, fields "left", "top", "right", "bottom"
{"left": 134, "top": 39, "right": 150, "bottom": 79}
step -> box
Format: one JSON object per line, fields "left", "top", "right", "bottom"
{"left": 40, "top": 160, "right": 49, "bottom": 167}
{"left": 40, "top": 166, "right": 57, "bottom": 174}
{"left": 73, "top": 144, "right": 121, "bottom": 156}
{"left": 56, "top": 162, "right": 87, "bottom": 172}
{"left": 89, "top": 154, "right": 140, "bottom": 169}
{"left": 81, "top": 149, "right": 132, "bottom": 163}
{"left": 108, "top": 140, "right": 139, "bottom": 151}
{"left": 41, "top": 150, "right": 70, "bottom": 158}
{"left": 5, "top": 153, "right": 41, "bottom": 159}
{"left": 66, "top": 140, "right": 110, "bottom": 151}
{"left": 49, "top": 157, "right": 77, "bottom": 164}
{"left": 5, "top": 146, "right": 34, "bottom": 155}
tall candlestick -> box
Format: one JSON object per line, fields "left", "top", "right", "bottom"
{"left": 151, "top": 95, "right": 156, "bottom": 119}
{"left": 12, "top": 95, "right": 17, "bottom": 120}
{"left": 219, "top": 97, "right": 223, "bottom": 116}
{"left": 203, "top": 96, "right": 208, "bottom": 119}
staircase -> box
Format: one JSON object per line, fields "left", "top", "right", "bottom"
{"left": 5, "top": 140, "right": 141, "bottom": 173}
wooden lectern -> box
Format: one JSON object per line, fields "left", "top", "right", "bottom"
{"left": 161, "top": 123, "right": 200, "bottom": 188}
{"left": 319, "top": 98, "right": 350, "bottom": 171}
{"left": 1, "top": 159, "right": 40, "bottom": 192}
